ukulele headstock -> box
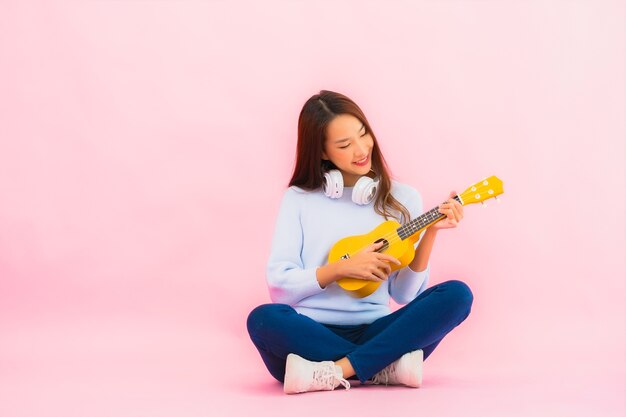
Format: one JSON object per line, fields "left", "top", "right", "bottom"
{"left": 458, "top": 175, "right": 504, "bottom": 205}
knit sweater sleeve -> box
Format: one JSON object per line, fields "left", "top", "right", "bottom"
{"left": 388, "top": 186, "right": 430, "bottom": 304}
{"left": 266, "top": 188, "right": 326, "bottom": 305}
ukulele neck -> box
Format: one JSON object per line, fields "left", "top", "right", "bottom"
{"left": 397, "top": 195, "right": 463, "bottom": 240}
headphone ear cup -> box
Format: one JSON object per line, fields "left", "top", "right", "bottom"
{"left": 323, "top": 169, "right": 344, "bottom": 199}
{"left": 352, "top": 176, "right": 379, "bottom": 205}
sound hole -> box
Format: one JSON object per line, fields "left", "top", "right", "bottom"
{"left": 374, "top": 238, "right": 389, "bottom": 252}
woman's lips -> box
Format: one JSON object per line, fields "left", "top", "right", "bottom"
{"left": 353, "top": 156, "right": 369, "bottom": 166}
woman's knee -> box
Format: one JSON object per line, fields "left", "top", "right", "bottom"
{"left": 441, "top": 280, "right": 474, "bottom": 311}
{"left": 246, "top": 303, "right": 294, "bottom": 336}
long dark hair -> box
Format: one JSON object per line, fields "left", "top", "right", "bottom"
{"left": 289, "top": 90, "right": 411, "bottom": 223}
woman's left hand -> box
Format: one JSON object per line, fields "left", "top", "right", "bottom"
{"left": 431, "top": 191, "right": 463, "bottom": 230}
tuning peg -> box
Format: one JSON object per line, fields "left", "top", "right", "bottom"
{"left": 481, "top": 201, "right": 487, "bottom": 208}
{"left": 495, "top": 196, "right": 501, "bottom": 203}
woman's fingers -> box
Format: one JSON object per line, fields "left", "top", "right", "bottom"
{"left": 376, "top": 260, "right": 392, "bottom": 274}
{"left": 364, "top": 241, "right": 384, "bottom": 253}
{"left": 369, "top": 266, "right": 387, "bottom": 281}
{"left": 377, "top": 253, "right": 401, "bottom": 265}
{"left": 361, "top": 260, "right": 392, "bottom": 281}
{"left": 439, "top": 200, "right": 463, "bottom": 222}
{"left": 353, "top": 241, "right": 403, "bottom": 281}
{"left": 438, "top": 204, "right": 453, "bottom": 219}
{"left": 452, "top": 202, "right": 463, "bottom": 220}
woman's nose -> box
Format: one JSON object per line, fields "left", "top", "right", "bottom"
{"left": 355, "top": 141, "right": 368, "bottom": 156}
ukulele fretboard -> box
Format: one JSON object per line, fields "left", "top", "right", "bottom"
{"left": 396, "top": 196, "right": 462, "bottom": 240}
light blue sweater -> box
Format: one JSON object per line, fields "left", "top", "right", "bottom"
{"left": 266, "top": 180, "right": 430, "bottom": 325}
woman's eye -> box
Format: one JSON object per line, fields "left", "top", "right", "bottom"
{"left": 339, "top": 144, "right": 350, "bottom": 149}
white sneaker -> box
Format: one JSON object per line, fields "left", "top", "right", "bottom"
{"left": 370, "top": 349, "right": 423, "bottom": 388}
{"left": 283, "top": 353, "right": 351, "bottom": 394}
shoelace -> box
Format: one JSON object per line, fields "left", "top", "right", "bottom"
{"left": 371, "top": 361, "right": 398, "bottom": 386}
{"left": 311, "top": 364, "right": 351, "bottom": 391}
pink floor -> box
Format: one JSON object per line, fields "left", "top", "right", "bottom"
{"left": 2, "top": 312, "right": 624, "bottom": 417}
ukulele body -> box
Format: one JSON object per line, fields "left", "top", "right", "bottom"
{"left": 330, "top": 220, "right": 423, "bottom": 298}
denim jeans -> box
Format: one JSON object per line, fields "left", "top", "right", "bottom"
{"left": 247, "top": 279, "right": 474, "bottom": 383}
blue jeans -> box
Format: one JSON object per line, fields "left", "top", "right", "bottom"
{"left": 246, "top": 280, "right": 474, "bottom": 383}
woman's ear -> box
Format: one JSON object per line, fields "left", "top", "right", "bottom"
{"left": 321, "top": 151, "right": 329, "bottom": 160}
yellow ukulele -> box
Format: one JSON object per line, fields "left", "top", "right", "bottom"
{"left": 330, "top": 175, "right": 504, "bottom": 298}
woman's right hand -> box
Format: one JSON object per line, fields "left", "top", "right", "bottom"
{"left": 338, "top": 241, "right": 401, "bottom": 282}
{"left": 316, "top": 241, "right": 401, "bottom": 288}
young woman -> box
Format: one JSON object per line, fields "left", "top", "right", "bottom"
{"left": 247, "top": 90, "right": 474, "bottom": 394}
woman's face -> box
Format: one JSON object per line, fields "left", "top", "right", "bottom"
{"left": 322, "top": 114, "right": 374, "bottom": 187}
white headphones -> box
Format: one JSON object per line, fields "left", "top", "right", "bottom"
{"left": 322, "top": 169, "right": 380, "bottom": 205}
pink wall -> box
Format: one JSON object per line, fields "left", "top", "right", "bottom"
{"left": 1, "top": 1, "right": 624, "bottom": 416}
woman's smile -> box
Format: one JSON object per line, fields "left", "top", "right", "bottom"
{"left": 353, "top": 155, "right": 369, "bottom": 166}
